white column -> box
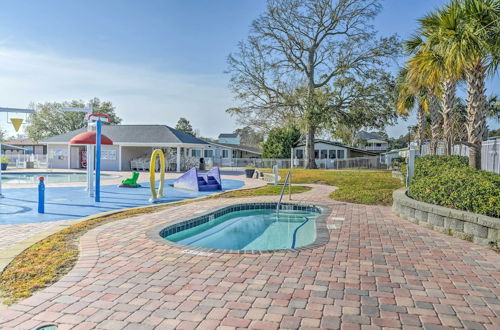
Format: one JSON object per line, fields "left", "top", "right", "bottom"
{"left": 88, "top": 145, "right": 94, "bottom": 197}
{"left": 118, "top": 145, "right": 122, "bottom": 171}
{"left": 176, "top": 146, "right": 181, "bottom": 173}
{"left": 67, "top": 145, "right": 71, "bottom": 169}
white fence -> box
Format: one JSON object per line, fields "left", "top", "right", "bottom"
{"left": 481, "top": 138, "right": 500, "bottom": 174}
{"left": 418, "top": 137, "right": 500, "bottom": 174}
{"left": 223, "top": 156, "right": 386, "bottom": 170}
{"left": 5, "top": 154, "right": 48, "bottom": 169}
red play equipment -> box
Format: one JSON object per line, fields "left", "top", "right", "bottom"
{"left": 69, "top": 131, "right": 113, "bottom": 145}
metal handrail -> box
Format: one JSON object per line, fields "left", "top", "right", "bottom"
{"left": 276, "top": 171, "right": 291, "bottom": 215}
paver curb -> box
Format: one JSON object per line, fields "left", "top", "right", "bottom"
{"left": 393, "top": 188, "right": 500, "bottom": 247}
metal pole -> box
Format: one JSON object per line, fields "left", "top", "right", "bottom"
{"left": 0, "top": 143, "right": 3, "bottom": 198}
{"left": 95, "top": 119, "right": 102, "bottom": 202}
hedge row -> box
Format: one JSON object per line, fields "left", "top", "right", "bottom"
{"left": 409, "top": 155, "right": 500, "bottom": 218}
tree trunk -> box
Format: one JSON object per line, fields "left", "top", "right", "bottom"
{"left": 416, "top": 102, "right": 426, "bottom": 154}
{"left": 441, "top": 79, "right": 456, "bottom": 155}
{"left": 304, "top": 125, "right": 317, "bottom": 169}
{"left": 428, "top": 90, "right": 442, "bottom": 155}
{"left": 302, "top": 48, "right": 318, "bottom": 169}
{"left": 465, "top": 64, "right": 486, "bottom": 169}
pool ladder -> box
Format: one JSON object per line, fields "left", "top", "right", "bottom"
{"left": 276, "top": 171, "right": 292, "bottom": 217}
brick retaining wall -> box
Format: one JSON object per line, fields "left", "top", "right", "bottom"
{"left": 393, "top": 188, "right": 499, "bottom": 248}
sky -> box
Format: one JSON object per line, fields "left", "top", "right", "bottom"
{"left": 0, "top": 0, "right": 498, "bottom": 139}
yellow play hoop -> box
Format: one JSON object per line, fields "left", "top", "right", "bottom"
{"left": 149, "top": 149, "right": 166, "bottom": 202}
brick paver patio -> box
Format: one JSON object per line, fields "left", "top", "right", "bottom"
{"left": 0, "top": 184, "right": 499, "bottom": 329}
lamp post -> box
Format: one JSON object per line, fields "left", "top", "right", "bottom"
{"left": 406, "top": 126, "right": 416, "bottom": 188}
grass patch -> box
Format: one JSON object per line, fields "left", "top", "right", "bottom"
{"left": 215, "top": 185, "right": 311, "bottom": 198}
{"left": 265, "top": 169, "right": 402, "bottom": 205}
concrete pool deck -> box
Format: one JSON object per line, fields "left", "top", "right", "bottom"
{"left": 0, "top": 184, "right": 499, "bottom": 329}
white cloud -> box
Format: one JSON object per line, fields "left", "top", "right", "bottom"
{"left": 0, "top": 47, "right": 237, "bottom": 138}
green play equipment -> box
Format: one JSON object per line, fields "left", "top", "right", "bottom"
{"left": 120, "top": 171, "right": 141, "bottom": 188}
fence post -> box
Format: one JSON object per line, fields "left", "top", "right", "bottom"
{"left": 406, "top": 149, "right": 416, "bottom": 188}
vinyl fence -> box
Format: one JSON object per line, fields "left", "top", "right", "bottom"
{"left": 5, "top": 154, "right": 48, "bottom": 169}
{"left": 419, "top": 137, "right": 500, "bottom": 174}
{"left": 225, "top": 156, "right": 386, "bottom": 170}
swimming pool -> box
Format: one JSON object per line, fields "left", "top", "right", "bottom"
{"left": 158, "top": 203, "right": 329, "bottom": 253}
{"left": 1, "top": 172, "right": 119, "bottom": 184}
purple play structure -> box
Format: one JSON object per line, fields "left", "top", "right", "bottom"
{"left": 173, "top": 167, "right": 222, "bottom": 191}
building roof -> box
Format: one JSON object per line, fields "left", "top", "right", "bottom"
{"left": 356, "top": 131, "right": 387, "bottom": 141}
{"left": 4, "top": 139, "right": 43, "bottom": 146}
{"left": 295, "top": 139, "right": 378, "bottom": 156}
{"left": 0, "top": 143, "right": 26, "bottom": 151}
{"left": 41, "top": 125, "right": 208, "bottom": 145}
{"left": 218, "top": 133, "right": 239, "bottom": 139}
{"left": 208, "top": 141, "right": 262, "bottom": 155}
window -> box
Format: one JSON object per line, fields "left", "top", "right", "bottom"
{"left": 295, "top": 149, "right": 303, "bottom": 159}
{"left": 192, "top": 150, "right": 201, "bottom": 157}
{"left": 376, "top": 143, "right": 382, "bottom": 147}
{"left": 337, "top": 150, "right": 345, "bottom": 159}
{"left": 320, "top": 150, "right": 327, "bottom": 159}
{"left": 314, "top": 150, "right": 319, "bottom": 159}
{"left": 222, "top": 150, "right": 229, "bottom": 158}
{"left": 329, "top": 150, "right": 336, "bottom": 159}
{"left": 204, "top": 150, "right": 213, "bottom": 157}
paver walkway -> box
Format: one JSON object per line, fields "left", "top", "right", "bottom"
{"left": 0, "top": 185, "right": 499, "bottom": 329}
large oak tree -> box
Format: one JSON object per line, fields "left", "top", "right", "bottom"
{"left": 226, "top": 0, "right": 400, "bottom": 168}
{"left": 26, "top": 97, "right": 122, "bottom": 142}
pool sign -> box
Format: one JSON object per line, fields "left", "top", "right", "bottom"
{"left": 10, "top": 118, "right": 24, "bottom": 132}
{"left": 0, "top": 106, "right": 36, "bottom": 198}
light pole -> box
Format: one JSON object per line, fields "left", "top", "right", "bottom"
{"left": 58, "top": 104, "right": 95, "bottom": 196}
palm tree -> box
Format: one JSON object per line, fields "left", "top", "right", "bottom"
{"left": 405, "top": 46, "right": 458, "bottom": 155}
{"left": 399, "top": 54, "right": 443, "bottom": 155}
{"left": 395, "top": 67, "right": 429, "bottom": 153}
{"left": 434, "top": 0, "right": 500, "bottom": 168}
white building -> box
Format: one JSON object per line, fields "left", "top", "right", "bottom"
{"left": 292, "top": 140, "right": 378, "bottom": 169}
{"left": 217, "top": 133, "right": 241, "bottom": 145}
{"left": 41, "top": 125, "right": 262, "bottom": 171}
{"left": 356, "top": 131, "right": 389, "bottom": 153}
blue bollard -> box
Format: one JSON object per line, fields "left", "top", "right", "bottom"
{"left": 38, "top": 177, "right": 45, "bottom": 213}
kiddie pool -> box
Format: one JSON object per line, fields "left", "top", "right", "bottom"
{"left": 2, "top": 172, "right": 119, "bottom": 184}
{"left": 156, "top": 202, "right": 330, "bottom": 253}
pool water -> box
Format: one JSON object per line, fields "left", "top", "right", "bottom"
{"left": 165, "top": 208, "right": 319, "bottom": 250}
{"left": 2, "top": 172, "right": 119, "bottom": 184}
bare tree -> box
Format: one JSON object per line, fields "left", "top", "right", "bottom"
{"left": 227, "top": 0, "right": 400, "bottom": 168}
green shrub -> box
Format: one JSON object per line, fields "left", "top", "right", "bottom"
{"left": 409, "top": 155, "right": 500, "bottom": 218}
{"left": 400, "top": 163, "right": 407, "bottom": 181}
{"left": 1, "top": 156, "right": 9, "bottom": 164}
{"left": 412, "top": 155, "right": 468, "bottom": 181}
